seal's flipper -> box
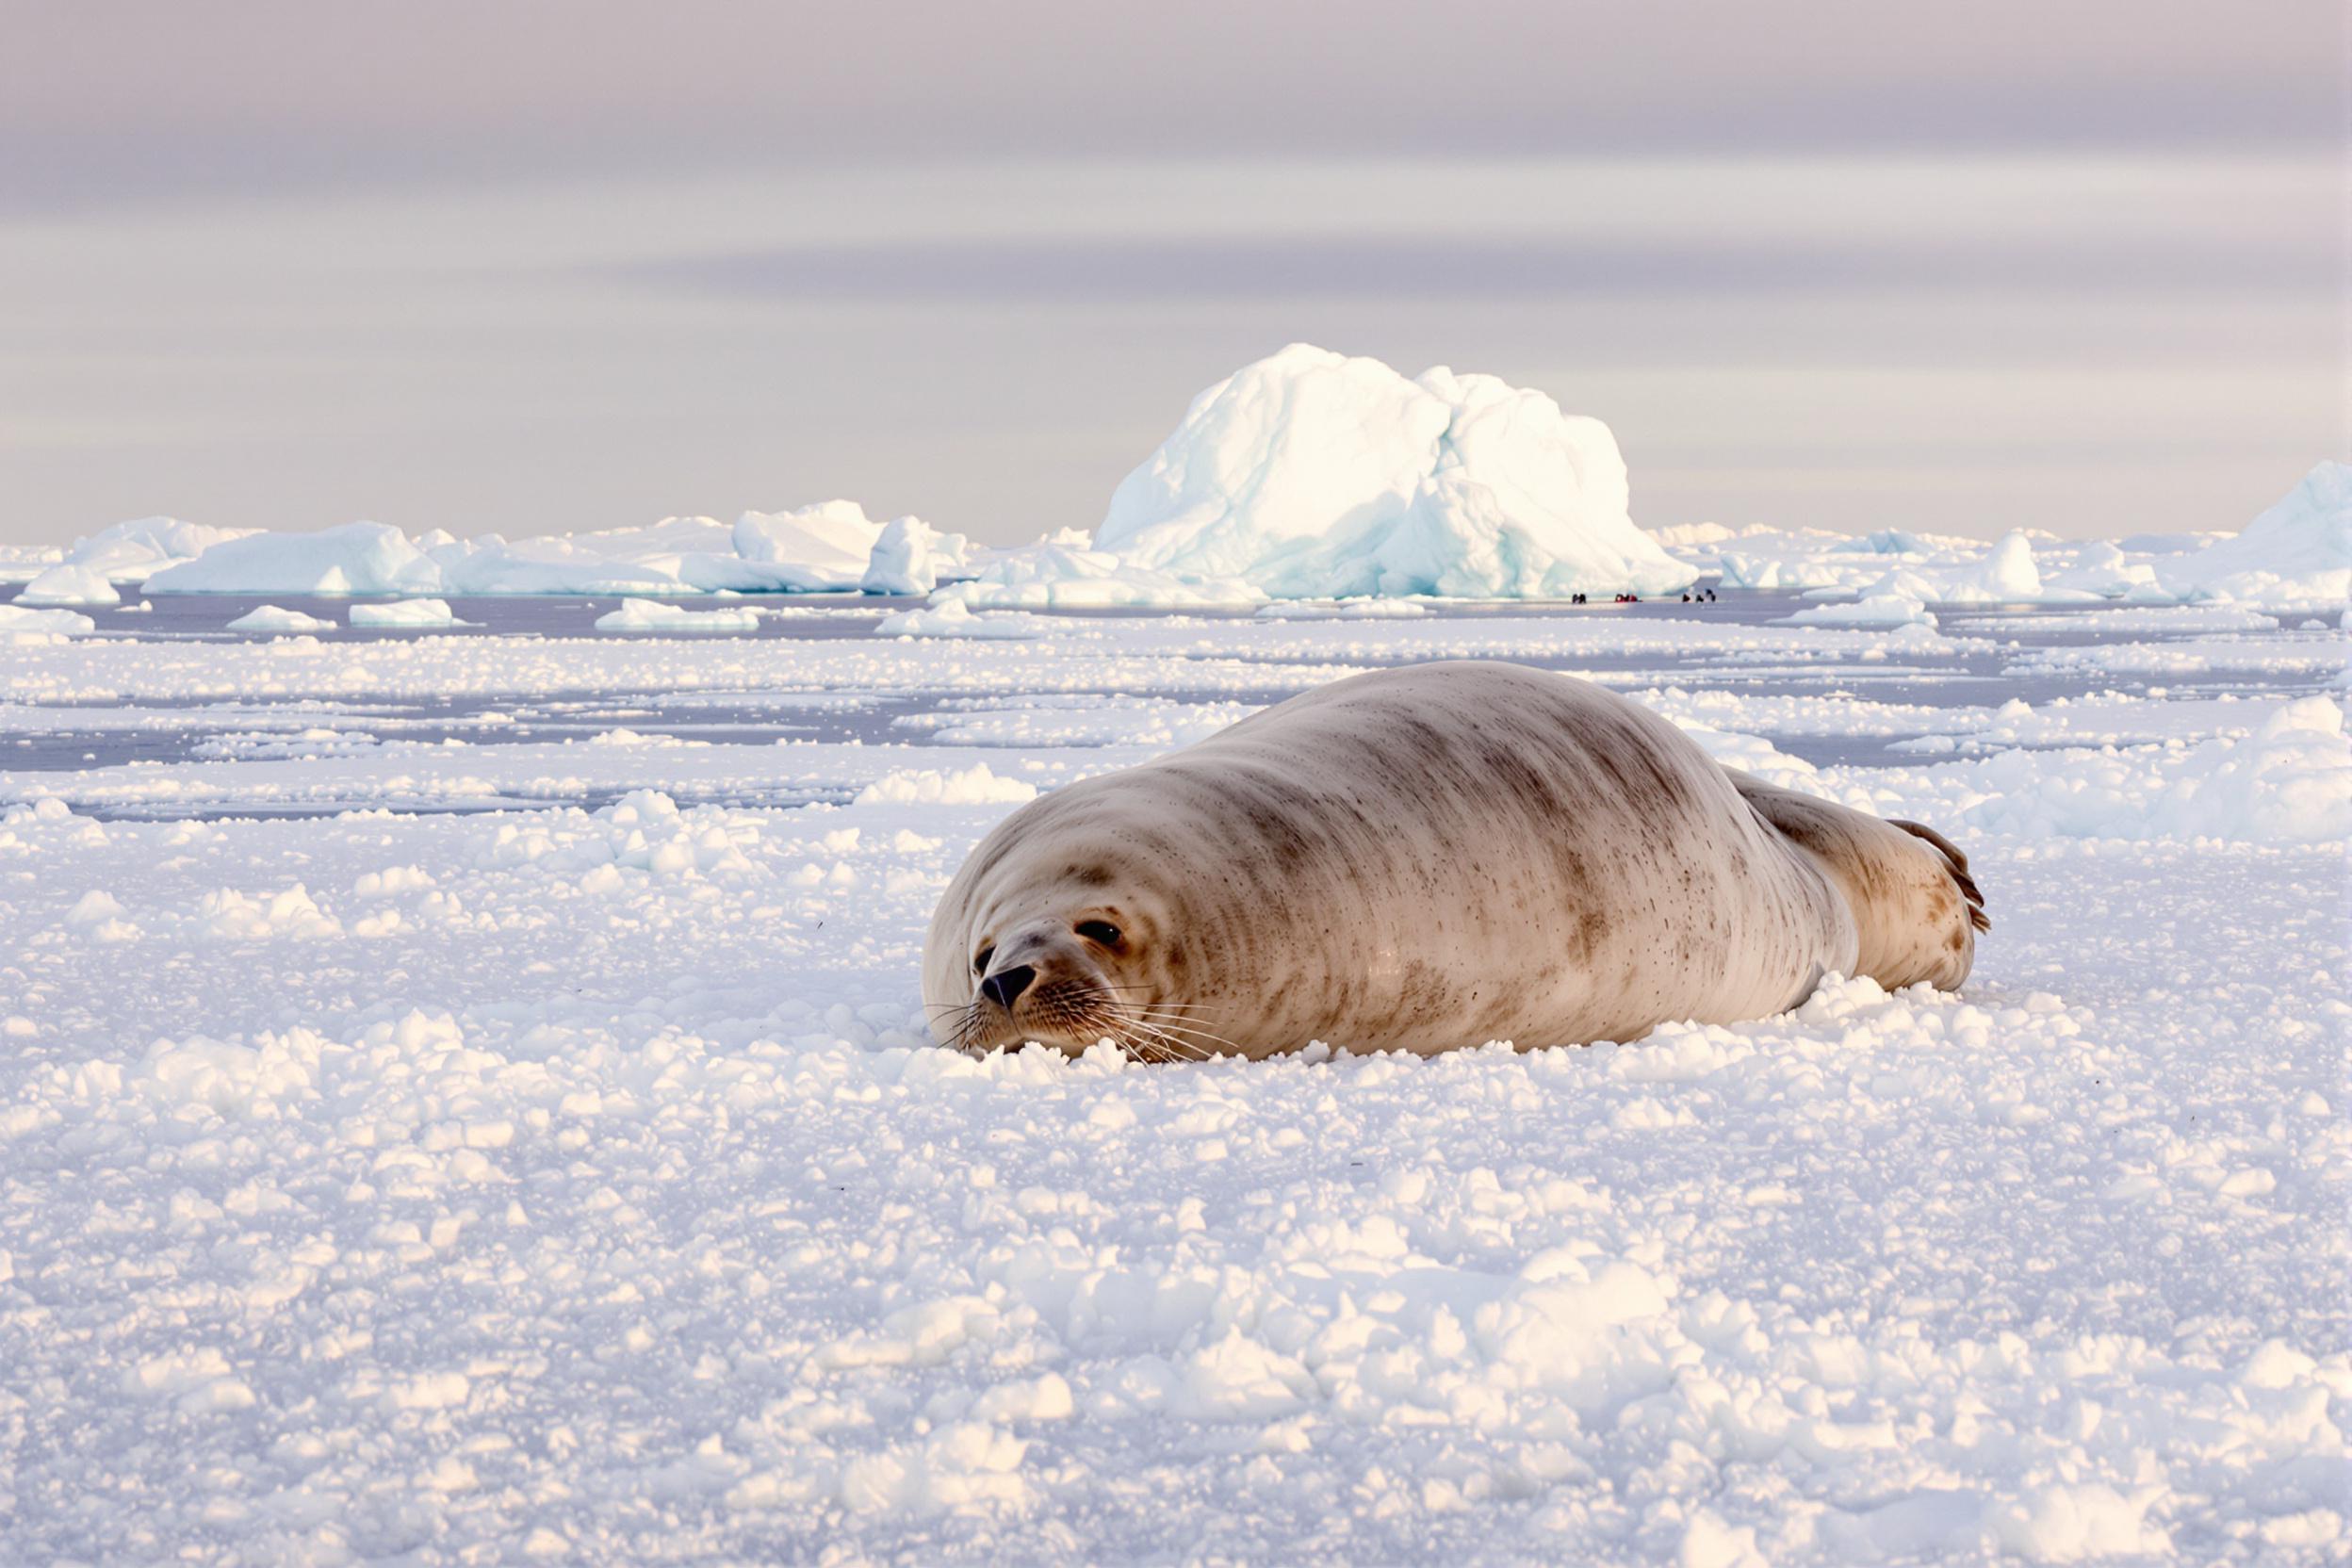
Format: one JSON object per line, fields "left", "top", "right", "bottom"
{"left": 1889, "top": 819, "right": 1989, "bottom": 933}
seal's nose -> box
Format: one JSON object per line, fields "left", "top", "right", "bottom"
{"left": 979, "top": 965, "right": 1036, "bottom": 1010}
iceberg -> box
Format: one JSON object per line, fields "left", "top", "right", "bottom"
{"left": 145, "top": 522, "right": 441, "bottom": 596}
{"left": 433, "top": 534, "right": 697, "bottom": 596}
{"left": 862, "top": 515, "right": 972, "bottom": 596}
{"left": 124, "top": 502, "right": 931, "bottom": 599}
{"left": 16, "top": 563, "right": 121, "bottom": 607}
{"left": 2156, "top": 462, "right": 2351, "bottom": 610}
{"left": 1096, "top": 344, "right": 1693, "bottom": 598}
{"left": 732, "top": 500, "right": 887, "bottom": 591}
{"left": 62, "top": 516, "right": 251, "bottom": 583}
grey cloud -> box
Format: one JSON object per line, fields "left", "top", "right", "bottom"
{"left": 623, "top": 232, "right": 2337, "bottom": 303}
{"left": 5, "top": 1, "right": 2343, "bottom": 210}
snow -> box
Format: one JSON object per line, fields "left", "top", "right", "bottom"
{"left": 1098, "top": 344, "right": 1694, "bottom": 598}
{"left": 147, "top": 520, "right": 443, "bottom": 596}
{"left": 224, "top": 604, "right": 336, "bottom": 633}
{"left": 0, "top": 512, "right": 2345, "bottom": 1562}
{"left": 593, "top": 599, "right": 763, "bottom": 633}
{"left": 350, "top": 597, "right": 466, "bottom": 629}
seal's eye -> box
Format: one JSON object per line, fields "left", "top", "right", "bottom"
{"left": 972, "top": 945, "right": 994, "bottom": 975}
{"left": 1075, "top": 920, "right": 1121, "bottom": 948}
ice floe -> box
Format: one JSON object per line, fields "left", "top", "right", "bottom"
{"left": 593, "top": 599, "right": 762, "bottom": 633}
{"left": 874, "top": 599, "right": 1070, "bottom": 639}
{"left": 0, "top": 604, "right": 97, "bottom": 643}
{"left": 349, "top": 598, "right": 467, "bottom": 629}
{"left": 0, "top": 586, "right": 2344, "bottom": 1562}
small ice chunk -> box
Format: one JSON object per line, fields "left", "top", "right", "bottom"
{"left": 1775, "top": 595, "right": 1936, "bottom": 629}
{"left": 225, "top": 605, "right": 335, "bottom": 633}
{"left": 874, "top": 599, "right": 1065, "bottom": 639}
{"left": 349, "top": 597, "right": 466, "bottom": 629}
{"left": 594, "top": 600, "right": 761, "bottom": 633}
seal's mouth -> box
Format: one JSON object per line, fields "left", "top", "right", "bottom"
{"left": 938, "top": 977, "right": 1233, "bottom": 1062}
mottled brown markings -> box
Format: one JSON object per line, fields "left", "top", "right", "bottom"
{"left": 923, "top": 662, "right": 1980, "bottom": 1058}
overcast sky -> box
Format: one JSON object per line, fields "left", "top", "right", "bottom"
{"left": 2, "top": 1, "right": 2344, "bottom": 547}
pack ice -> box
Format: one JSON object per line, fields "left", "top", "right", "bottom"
{"left": 0, "top": 566, "right": 2344, "bottom": 1564}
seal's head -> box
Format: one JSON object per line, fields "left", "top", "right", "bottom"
{"left": 923, "top": 808, "right": 1218, "bottom": 1060}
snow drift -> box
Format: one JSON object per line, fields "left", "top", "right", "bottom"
{"left": 1096, "top": 344, "right": 1693, "bottom": 599}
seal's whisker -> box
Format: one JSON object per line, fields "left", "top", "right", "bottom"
{"left": 1129, "top": 1010, "right": 1243, "bottom": 1050}
{"left": 1122, "top": 1021, "right": 1210, "bottom": 1063}
{"left": 1123, "top": 1013, "right": 1233, "bottom": 1058}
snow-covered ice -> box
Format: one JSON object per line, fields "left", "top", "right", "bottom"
{"left": 225, "top": 604, "right": 338, "bottom": 633}
{"left": 594, "top": 599, "right": 764, "bottom": 633}
{"left": 0, "top": 520, "right": 2345, "bottom": 1563}
{"left": 0, "top": 603, "right": 98, "bottom": 643}
{"left": 874, "top": 598, "right": 1073, "bottom": 639}
{"left": 1776, "top": 593, "right": 1936, "bottom": 629}
{"left": 349, "top": 598, "right": 468, "bottom": 629}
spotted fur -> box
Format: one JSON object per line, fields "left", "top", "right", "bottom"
{"left": 924, "top": 661, "right": 1984, "bottom": 1059}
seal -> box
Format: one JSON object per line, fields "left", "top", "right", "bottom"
{"left": 923, "top": 661, "right": 1986, "bottom": 1060}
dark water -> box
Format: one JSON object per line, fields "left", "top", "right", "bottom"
{"left": 5, "top": 583, "right": 2337, "bottom": 819}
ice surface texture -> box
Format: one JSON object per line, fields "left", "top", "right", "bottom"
{"left": 0, "top": 589, "right": 2345, "bottom": 1563}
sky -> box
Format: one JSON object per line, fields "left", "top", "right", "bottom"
{"left": 2, "top": 2, "right": 2344, "bottom": 547}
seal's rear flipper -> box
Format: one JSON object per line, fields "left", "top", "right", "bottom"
{"left": 1890, "top": 818, "right": 1989, "bottom": 933}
